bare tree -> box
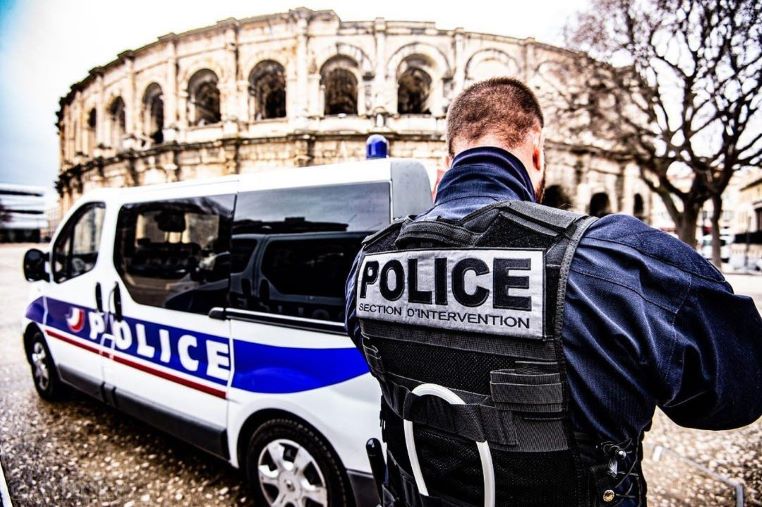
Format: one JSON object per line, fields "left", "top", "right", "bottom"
{"left": 560, "top": 0, "right": 762, "bottom": 266}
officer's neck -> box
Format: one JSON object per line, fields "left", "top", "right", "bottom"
{"left": 436, "top": 146, "right": 537, "bottom": 204}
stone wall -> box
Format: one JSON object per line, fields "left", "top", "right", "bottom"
{"left": 57, "top": 8, "right": 652, "bottom": 220}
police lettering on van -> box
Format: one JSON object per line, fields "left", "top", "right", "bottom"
{"left": 356, "top": 249, "right": 545, "bottom": 337}
{"left": 88, "top": 306, "right": 231, "bottom": 381}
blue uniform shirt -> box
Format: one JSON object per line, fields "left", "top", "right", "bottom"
{"left": 345, "top": 146, "right": 762, "bottom": 501}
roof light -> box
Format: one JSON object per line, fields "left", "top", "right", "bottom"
{"left": 366, "top": 134, "right": 389, "bottom": 159}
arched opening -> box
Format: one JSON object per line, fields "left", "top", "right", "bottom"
{"left": 249, "top": 61, "right": 286, "bottom": 120}
{"left": 633, "top": 193, "right": 645, "bottom": 220}
{"left": 107, "top": 97, "right": 126, "bottom": 149}
{"left": 143, "top": 83, "right": 164, "bottom": 145}
{"left": 398, "top": 65, "right": 432, "bottom": 114}
{"left": 188, "top": 69, "right": 221, "bottom": 126}
{"left": 321, "top": 57, "right": 358, "bottom": 116}
{"left": 542, "top": 185, "right": 573, "bottom": 210}
{"left": 86, "top": 108, "right": 97, "bottom": 154}
{"left": 589, "top": 192, "right": 611, "bottom": 217}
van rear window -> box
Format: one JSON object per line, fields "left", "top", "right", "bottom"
{"left": 229, "top": 182, "right": 391, "bottom": 324}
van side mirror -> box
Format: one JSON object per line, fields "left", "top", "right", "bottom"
{"left": 23, "top": 249, "right": 49, "bottom": 282}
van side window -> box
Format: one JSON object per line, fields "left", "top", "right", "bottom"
{"left": 114, "top": 195, "right": 235, "bottom": 314}
{"left": 53, "top": 202, "right": 106, "bottom": 283}
{"left": 230, "top": 182, "right": 391, "bottom": 323}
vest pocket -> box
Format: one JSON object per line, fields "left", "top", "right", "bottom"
{"left": 490, "top": 370, "right": 563, "bottom": 413}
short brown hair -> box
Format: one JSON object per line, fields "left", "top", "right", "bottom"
{"left": 446, "top": 77, "right": 544, "bottom": 156}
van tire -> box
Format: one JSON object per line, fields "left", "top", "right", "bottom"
{"left": 28, "top": 330, "right": 66, "bottom": 401}
{"left": 245, "top": 417, "right": 352, "bottom": 507}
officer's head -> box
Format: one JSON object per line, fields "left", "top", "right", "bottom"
{"left": 446, "top": 77, "right": 546, "bottom": 202}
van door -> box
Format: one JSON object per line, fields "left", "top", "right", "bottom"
{"left": 105, "top": 192, "right": 235, "bottom": 459}
{"left": 42, "top": 201, "right": 109, "bottom": 399}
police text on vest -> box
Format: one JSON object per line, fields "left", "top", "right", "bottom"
{"left": 357, "top": 249, "right": 545, "bottom": 338}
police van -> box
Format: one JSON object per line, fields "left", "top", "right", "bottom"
{"left": 21, "top": 158, "right": 433, "bottom": 507}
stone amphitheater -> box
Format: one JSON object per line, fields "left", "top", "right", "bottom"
{"left": 55, "top": 7, "right": 651, "bottom": 220}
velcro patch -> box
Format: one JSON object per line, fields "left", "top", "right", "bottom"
{"left": 357, "top": 249, "right": 545, "bottom": 338}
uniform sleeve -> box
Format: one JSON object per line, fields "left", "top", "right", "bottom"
{"left": 658, "top": 274, "right": 762, "bottom": 430}
{"left": 344, "top": 250, "right": 364, "bottom": 349}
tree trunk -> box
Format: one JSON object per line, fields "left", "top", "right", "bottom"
{"left": 710, "top": 194, "right": 723, "bottom": 270}
{"left": 676, "top": 203, "right": 700, "bottom": 248}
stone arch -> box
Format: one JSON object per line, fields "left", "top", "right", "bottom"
{"left": 142, "top": 82, "right": 164, "bottom": 144}
{"left": 542, "top": 185, "right": 573, "bottom": 210}
{"left": 316, "top": 43, "right": 374, "bottom": 79}
{"left": 464, "top": 48, "right": 520, "bottom": 83}
{"left": 320, "top": 56, "right": 360, "bottom": 116}
{"left": 530, "top": 60, "right": 572, "bottom": 94}
{"left": 398, "top": 67, "right": 432, "bottom": 114}
{"left": 633, "top": 193, "right": 645, "bottom": 220}
{"left": 240, "top": 51, "right": 289, "bottom": 80}
{"left": 248, "top": 60, "right": 287, "bottom": 120}
{"left": 178, "top": 60, "right": 226, "bottom": 91}
{"left": 187, "top": 69, "right": 221, "bottom": 126}
{"left": 387, "top": 43, "right": 452, "bottom": 80}
{"left": 388, "top": 43, "right": 452, "bottom": 116}
{"left": 106, "top": 96, "right": 126, "bottom": 149}
{"left": 85, "top": 106, "right": 97, "bottom": 154}
{"left": 589, "top": 192, "right": 611, "bottom": 217}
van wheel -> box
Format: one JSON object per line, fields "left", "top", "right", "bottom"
{"left": 246, "top": 418, "right": 352, "bottom": 507}
{"left": 28, "top": 330, "right": 66, "bottom": 401}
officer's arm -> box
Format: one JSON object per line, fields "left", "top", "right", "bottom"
{"left": 344, "top": 250, "right": 364, "bottom": 349}
{"left": 659, "top": 274, "right": 762, "bottom": 430}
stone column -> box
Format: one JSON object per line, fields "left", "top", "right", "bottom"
{"left": 163, "top": 36, "right": 179, "bottom": 142}
{"left": 73, "top": 92, "right": 83, "bottom": 156}
{"left": 523, "top": 39, "right": 536, "bottom": 83}
{"left": 222, "top": 22, "right": 240, "bottom": 137}
{"left": 123, "top": 53, "right": 136, "bottom": 147}
{"left": 63, "top": 111, "right": 72, "bottom": 161}
{"left": 294, "top": 14, "right": 309, "bottom": 127}
{"left": 453, "top": 28, "right": 466, "bottom": 93}
{"left": 373, "top": 18, "right": 388, "bottom": 114}
{"left": 95, "top": 73, "right": 105, "bottom": 151}
{"left": 308, "top": 72, "right": 321, "bottom": 117}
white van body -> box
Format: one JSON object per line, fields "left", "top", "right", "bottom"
{"left": 21, "top": 159, "right": 433, "bottom": 507}
{"left": 700, "top": 233, "right": 733, "bottom": 263}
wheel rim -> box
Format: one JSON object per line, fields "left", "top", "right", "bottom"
{"left": 257, "top": 438, "right": 328, "bottom": 507}
{"left": 31, "top": 341, "right": 50, "bottom": 391}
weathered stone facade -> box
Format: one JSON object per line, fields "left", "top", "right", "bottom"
{"left": 56, "top": 8, "right": 651, "bottom": 220}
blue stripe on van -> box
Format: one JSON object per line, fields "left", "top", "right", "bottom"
{"left": 25, "top": 297, "right": 45, "bottom": 323}
{"left": 231, "top": 340, "right": 368, "bottom": 393}
{"left": 26, "top": 297, "right": 369, "bottom": 394}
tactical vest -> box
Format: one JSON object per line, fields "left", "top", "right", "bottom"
{"left": 356, "top": 201, "right": 639, "bottom": 507}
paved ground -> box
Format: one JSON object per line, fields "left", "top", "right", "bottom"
{"left": 0, "top": 243, "right": 760, "bottom": 506}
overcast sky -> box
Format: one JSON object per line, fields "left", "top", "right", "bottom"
{"left": 0, "top": 0, "right": 590, "bottom": 191}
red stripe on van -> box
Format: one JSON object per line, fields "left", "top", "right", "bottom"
{"left": 46, "top": 329, "right": 103, "bottom": 355}
{"left": 45, "top": 328, "right": 227, "bottom": 399}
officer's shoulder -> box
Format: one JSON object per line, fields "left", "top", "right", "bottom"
{"left": 583, "top": 214, "right": 725, "bottom": 283}
{"left": 361, "top": 218, "right": 409, "bottom": 250}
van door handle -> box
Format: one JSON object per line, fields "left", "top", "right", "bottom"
{"left": 113, "top": 282, "right": 123, "bottom": 322}
{"left": 95, "top": 282, "right": 103, "bottom": 313}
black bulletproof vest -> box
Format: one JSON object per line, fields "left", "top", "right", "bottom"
{"left": 356, "top": 201, "right": 616, "bottom": 507}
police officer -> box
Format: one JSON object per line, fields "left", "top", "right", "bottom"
{"left": 345, "top": 77, "right": 762, "bottom": 506}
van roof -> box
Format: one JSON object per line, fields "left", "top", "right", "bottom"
{"left": 82, "top": 158, "right": 416, "bottom": 202}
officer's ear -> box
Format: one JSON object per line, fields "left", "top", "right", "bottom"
{"left": 531, "top": 131, "right": 545, "bottom": 173}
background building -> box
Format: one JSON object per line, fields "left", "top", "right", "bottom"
{"left": 56, "top": 8, "right": 652, "bottom": 220}
{"left": 0, "top": 184, "right": 51, "bottom": 242}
